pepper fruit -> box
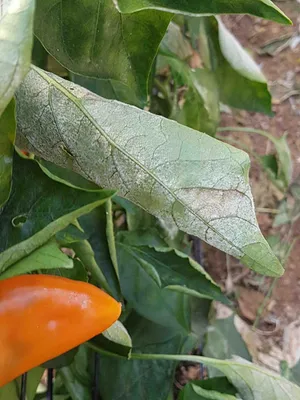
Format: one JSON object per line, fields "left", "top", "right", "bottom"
{"left": 0, "top": 274, "right": 121, "bottom": 387}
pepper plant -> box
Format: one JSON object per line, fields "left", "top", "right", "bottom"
{"left": 0, "top": 0, "right": 299, "bottom": 399}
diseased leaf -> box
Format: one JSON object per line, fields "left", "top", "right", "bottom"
{"left": 34, "top": 0, "right": 171, "bottom": 105}
{"left": 16, "top": 67, "right": 283, "bottom": 277}
{"left": 0, "top": 100, "right": 16, "bottom": 208}
{"left": 0, "top": 0, "right": 35, "bottom": 116}
{"left": 190, "top": 17, "right": 272, "bottom": 115}
{"left": 115, "top": 0, "right": 291, "bottom": 25}
{"left": 0, "top": 154, "right": 115, "bottom": 273}
{"left": 131, "top": 353, "right": 300, "bottom": 400}
{"left": 117, "top": 235, "right": 229, "bottom": 304}
{"left": 0, "top": 239, "right": 73, "bottom": 279}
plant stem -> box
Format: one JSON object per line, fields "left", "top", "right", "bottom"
{"left": 20, "top": 373, "right": 27, "bottom": 400}
{"left": 47, "top": 369, "right": 53, "bottom": 400}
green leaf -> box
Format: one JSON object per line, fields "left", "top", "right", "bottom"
{"left": 34, "top": 0, "right": 171, "bottom": 105}
{"left": 37, "top": 158, "right": 101, "bottom": 192}
{"left": 42, "top": 348, "right": 79, "bottom": 369}
{"left": 191, "top": 17, "right": 272, "bottom": 114}
{"left": 118, "top": 258, "right": 191, "bottom": 331}
{"left": 117, "top": 236, "right": 229, "bottom": 304}
{"left": 70, "top": 73, "right": 140, "bottom": 106}
{"left": 77, "top": 207, "right": 122, "bottom": 300}
{"left": 160, "top": 22, "right": 193, "bottom": 61}
{"left": 70, "top": 237, "right": 114, "bottom": 296}
{"left": 16, "top": 66, "right": 283, "bottom": 277}
{"left": 290, "top": 360, "right": 300, "bottom": 386}
{"left": 0, "top": 239, "right": 73, "bottom": 279}
{"left": 131, "top": 353, "right": 300, "bottom": 400}
{"left": 0, "top": 367, "right": 44, "bottom": 400}
{"left": 98, "top": 314, "right": 192, "bottom": 400}
{"left": 59, "top": 346, "right": 93, "bottom": 400}
{"left": 44, "top": 258, "right": 88, "bottom": 282}
{"left": 91, "top": 321, "right": 132, "bottom": 358}
{"left": 0, "top": 100, "right": 16, "bottom": 208}
{"left": 56, "top": 224, "right": 88, "bottom": 245}
{"left": 0, "top": 155, "right": 115, "bottom": 273}
{"left": 179, "top": 377, "right": 238, "bottom": 400}
{"left": 0, "top": 0, "right": 35, "bottom": 116}
{"left": 161, "top": 55, "right": 219, "bottom": 135}
{"left": 115, "top": 0, "right": 291, "bottom": 25}
{"left": 203, "top": 314, "right": 251, "bottom": 377}
{"left": 116, "top": 239, "right": 225, "bottom": 330}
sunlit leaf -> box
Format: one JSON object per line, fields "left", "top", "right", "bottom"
{"left": 0, "top": 0, "right": 35, "bottom": 116}
{"left": 0, "top": 239, "right": 73, "bottom": 279}
{"left": 115, "top": 0, "right": 291, "bottom": 25}
{"left": 34, "top": 0, "right": 171, "bottom": 105}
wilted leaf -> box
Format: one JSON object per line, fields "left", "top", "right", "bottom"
{"left": 115, "top": 0, "right": 291, "bottom": 25}
{"left": 16, "top": 67, "right": 283, "bottom": 277}
{"left": 0, "top": 239, "right": 73, "bottom": 279}
{"left": 34, "top": 0, "right": 171, "bottom": 105}
{"left": 0, "top": 155, "right": 115, "bottom": 273}
{"left": 0, "top": 100, "right": 16, "bottom": 208}
{"left": 0, "top": 0, "right": 35, "bottom": 116}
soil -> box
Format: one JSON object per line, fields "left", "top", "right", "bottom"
{"left": 204, "top": 0, "right": 300, "bottom": 369}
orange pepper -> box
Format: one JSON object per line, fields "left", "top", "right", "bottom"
{"left": 0, "top": 275, "right": 121, "bottom": 387}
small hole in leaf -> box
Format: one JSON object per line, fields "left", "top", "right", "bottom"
{"left": 12, "top": 215, "right": 27, "bottom": 227}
